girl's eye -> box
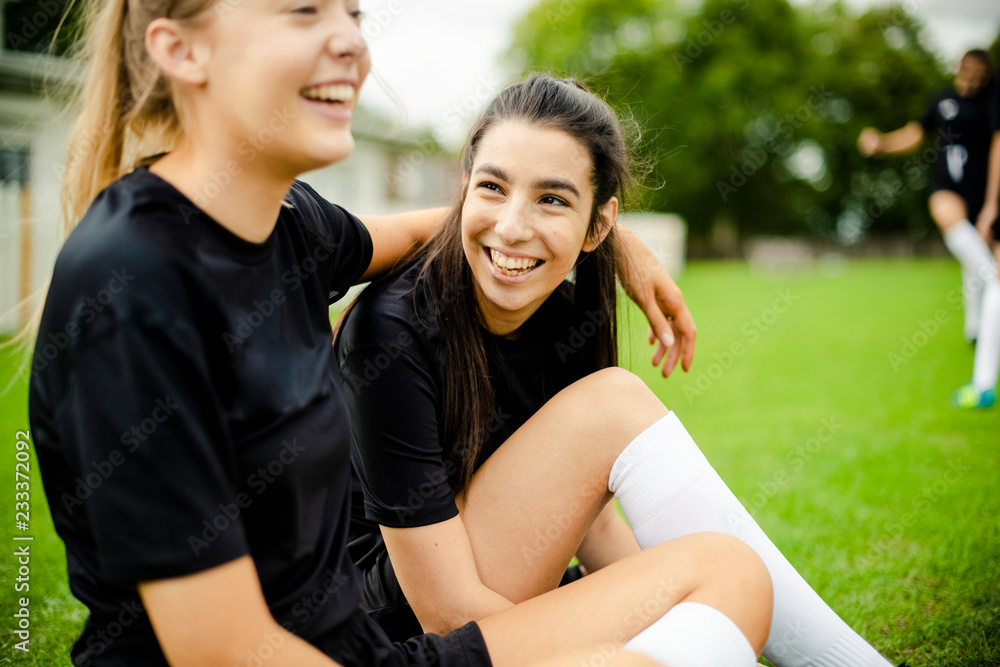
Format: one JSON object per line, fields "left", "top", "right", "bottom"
{"left": 540, "top": 195, "right": 568, "bottom": 206}
{"left": 292, "top": 5, "right": 318, "bottom": 14}
{"left": 350, "top": 9, "right": 365, "bottom": 21}
{"left": 477, "top": 181, "right": 504, "bottom": 194}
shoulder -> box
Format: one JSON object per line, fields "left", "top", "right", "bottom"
{"left": 49, "top": 171, "right": 209, "bottom": 336}
{"left": 285, "top": 179, "right": 369, "bottom": 245}
{"left": 337, "top": 260, "right": 434, "bottom": 360}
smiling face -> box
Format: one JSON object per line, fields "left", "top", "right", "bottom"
{"left": 191, "top": 0, "right": 370, "bottom": 174}
{"left": 461, "top": 121, "right": 616, "bottom": 336}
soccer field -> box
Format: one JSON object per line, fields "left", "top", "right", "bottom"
{"left": 1, "top": 258, "right": 997, "bottom": 665}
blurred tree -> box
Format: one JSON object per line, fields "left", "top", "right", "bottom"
{"left": 4, "top": 0, "right": 85, "bottom": 56}
{"left": 509, "top": 0, "right": 949, "bottom": 245}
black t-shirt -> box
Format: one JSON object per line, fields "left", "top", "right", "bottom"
{"left": 28, "top": 166, "right": 372, "bottom": 666}
{"left": 337, "top": 258, "right": 595, "bottom": 541}
{"left": 920, "top": 86, "right": 993, "bottom": 189}
{"left": 992, "top": 79, "right": 1000, "bottom": 132}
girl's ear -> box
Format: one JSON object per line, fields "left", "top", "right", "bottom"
{"left": 145, "top": 18, "right": 211, "bottom": 86}
{"left": 582, "top": 196, "right": 618, "bottom": 252}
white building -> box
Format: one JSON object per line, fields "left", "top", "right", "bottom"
{"left": 0, "top": 49, "right": 457, "bottom": 334}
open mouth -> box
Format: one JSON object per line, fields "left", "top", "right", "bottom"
{"left": 486, "top": 247, "right": 544, "bottom": 277}
{"left": 300, "top": 83, "right": 356, "bottom": 105}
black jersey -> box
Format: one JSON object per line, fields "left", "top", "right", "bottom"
{"left": 920, "top": 86, "right": 993, "bottom": 193}
{"left": 28, "top": 166, "right": 372, "bottom": 666}
{"left": 336, "top": 258, "right": 601, "bottom": 638}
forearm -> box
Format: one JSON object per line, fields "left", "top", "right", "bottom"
{"left": 416, "top": 580, "right": 515, "bottom": 636}
{"left": 615, "top": 224, "right": 660, "bottom": 289}
{"left": 875, "top": 122, "right": 924, "bottom": 155}
{"left": 357, "top": 207, "right": 450, "bottom": 280}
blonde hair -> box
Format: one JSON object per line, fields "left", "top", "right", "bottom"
{"left": 5, "top": 0, "right": 217, "bottom": 364}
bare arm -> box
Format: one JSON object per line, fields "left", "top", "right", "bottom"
{"left": 357, "top": 208, "right": 449, "bottom": 282}
{"left": 976, "top": 131, "right": 1000, "bottom": 239}
{"left": 140, "top": 556, "right": 340, "bottom": 666}
{"left": 616, "top": 225, "right": 697, "bottom": 378}
{"left": 575, "top": 501, "right": 639, "bottom": 575}
{"left": 381, "top": 516, "right": 515, "bottom": 635}
{"left": 857, "top": 121, "right": 924, "bottom": 157}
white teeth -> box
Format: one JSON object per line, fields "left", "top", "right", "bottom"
{"left": 302, "top": 83, "right": 355, "bottom": 102}
{"left": 489, "top": 248, "right": 540, "bottom": 276}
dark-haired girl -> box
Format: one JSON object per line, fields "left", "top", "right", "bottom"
{"left": 339, "top": 74, "right": 900, "bottom": 667}
{"left": 26, "top": 0, "right": 772, "bottom": 665}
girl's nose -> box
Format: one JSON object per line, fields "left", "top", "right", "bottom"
{"left": 495, "top": 200, "right": 533, "bottom": 245}
{"left": 328, "top": 14, "right": 368, "bottom": 61}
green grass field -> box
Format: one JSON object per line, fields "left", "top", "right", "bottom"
{"left": 1, "top": 258, "right": 998, "bottom": 665}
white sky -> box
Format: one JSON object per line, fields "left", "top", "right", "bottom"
{"left": 357, "top": 0, "right": 1000, "bottom": 149}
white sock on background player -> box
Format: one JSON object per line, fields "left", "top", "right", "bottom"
{"left": 972, "top": 275, "right": 1000, "bottom": 393}
{"left": 942, "top": 220, "right": 995, "bottom": 341}
{"left": 622, "top": 601, "right": 757, "bottom": 667}
{"left": 608, "top": 413, "right": 894, "bottom": 667}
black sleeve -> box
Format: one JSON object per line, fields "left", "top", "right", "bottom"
{"left": 288, "top": 181, "right": 373, "bottom": 304}
{"left": 339, "top": 335, "right": 459, "bottom": 529}
{"left": 63, "top": 312, "right": 247, "bottom": 584}
{"left": 920, "top": 91, "right": 940, "bottom": 134}
{"left": 991, "top": 79, "right": 1000, "bottom": 133}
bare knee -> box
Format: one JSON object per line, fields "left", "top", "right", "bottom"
{"left": 929, "top": 190, "right": 968, "bottom": 229}
{"left": 584, "top": 367, "right": 668, "bottom": 425}
{"left": 682, "top": 532, "right": 774, "bottom": 655}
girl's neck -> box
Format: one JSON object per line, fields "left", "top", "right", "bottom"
{"left": 149, "top": 141, "right": 296, "bottom": 244}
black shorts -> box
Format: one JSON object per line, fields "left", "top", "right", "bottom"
{"left": 355, "top": 537, "right": 584, "bottom": 644}
{"left": 315, "top": 609, "right": 492, "bottom": 667}
{"left": 930, "top": 163, "right": 987, "bottom": 225}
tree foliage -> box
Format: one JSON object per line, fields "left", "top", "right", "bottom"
{"left": 508, "top": 0, "right": 971, "bottom": 243}
{"left": 4, "top": 0, "right": 85, "bottom": 56}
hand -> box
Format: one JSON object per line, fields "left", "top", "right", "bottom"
{"left": 857, "top": 128, "right": 881, "bottom": 157}
{"left": 616, "top": 228, "right": 697, "bottom": 378}
{"left": 976, "top": 201, "right": 997, "bottom": 244}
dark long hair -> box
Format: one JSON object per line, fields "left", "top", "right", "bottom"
{"left": 341, "top": 74, "right": 638, "bottom": 492}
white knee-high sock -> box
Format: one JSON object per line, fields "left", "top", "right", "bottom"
{"left": 942, "top": 221, "right": 995, "bottom": 340}
{"left": 608, "top": 413, "right": 893, "bottom": 667}
{"left": 973, "top": 276, "right": 1000, "bottom": 393}
{"left": 622, "top": 602, "right": 757, "bottom": 667}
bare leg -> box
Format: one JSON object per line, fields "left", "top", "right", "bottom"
{"left": 477, "top": 532, "right": 773, "bottom": 666}
{"left": 932, "top": 190, "right": 996, "bottom": 340}
{"left": 929, "top": 189, "right": 968, "bottom": 231}
{"left": 453, "top": 367, "right": 887, "bottom": 666}
{"left": 456, "top": 368, "right": 666, "bottom": 602}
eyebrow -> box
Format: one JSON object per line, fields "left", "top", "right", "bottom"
{"left": 473, "top": 163, "right": 582, "bottom": 199}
